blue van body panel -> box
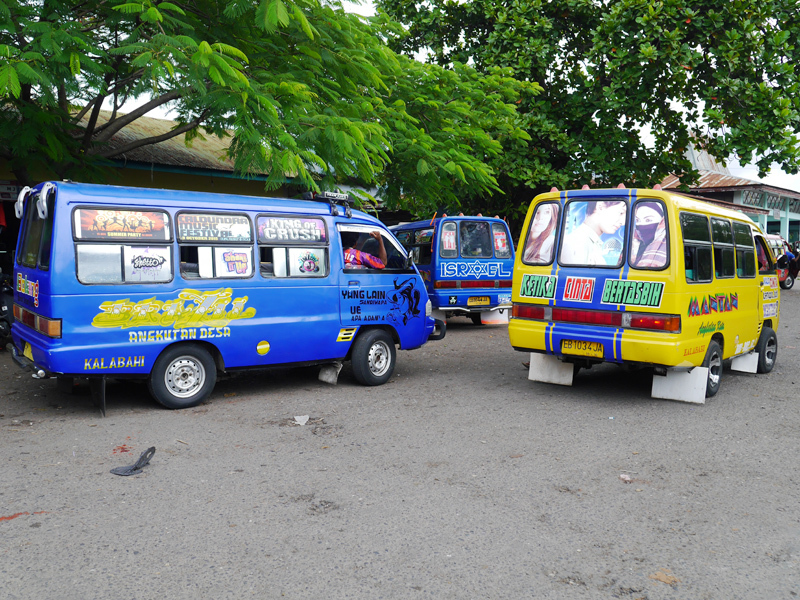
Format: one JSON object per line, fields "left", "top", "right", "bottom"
{"left": 12, "top": 181, "right": 436, "bottom": 378}
{"left": 391, "top": 217, "right": 515, "bottom": 313}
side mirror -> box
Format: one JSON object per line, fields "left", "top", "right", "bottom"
{"left": 777, "top": 255, "right": 789, "bottom": 269}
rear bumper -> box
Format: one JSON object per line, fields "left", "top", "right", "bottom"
{"left": 428, "top": 319, "right": 446, "bottom": 341}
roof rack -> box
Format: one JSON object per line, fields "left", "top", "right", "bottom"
{"left": 302, "top": 191, "right": 352, "bottom": 218}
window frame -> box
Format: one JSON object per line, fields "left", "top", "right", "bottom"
{"left": 680, "top": 212, "right": 713, "bottom": 284}
{"left": 71, "top": 205, "right": 174, "bottom": 285}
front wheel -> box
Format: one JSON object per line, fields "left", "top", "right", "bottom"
{"left": 781, "top": 274, "right": 794, "bottom": 290}
{"left": 148, "top": 345, "right": 216, "bottom": 409}
{"left": 351, "top": 329, "right": 396, "bottom": 386}
{"left": 755, "top": 327, "right": 778, "bottom": 374}
{"left": 702, "top": 340, "right": 723, "bottom": 398}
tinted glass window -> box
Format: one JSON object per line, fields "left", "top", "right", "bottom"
{"left": 714, "top": 247, "right": 736, "bottom": 278}
{"left": 460, "top": 221, "right": 492, "bottom": 258}
{"left": 680, "top": 213, "right": 711, "bottom": 242}
{"left": 710, "top": 218, "right": 733, "bottom": 245}
{"left": 732, "top": 222, "right": 754, "bottom": 247}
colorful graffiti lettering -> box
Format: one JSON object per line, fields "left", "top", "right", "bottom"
{"left": 16, "top": 273, "right": 39, "bottom": 307}
{"left": 688, "top": 293, "right": 738, "bottom": 317}
{"left": 298, "top": 251, "right": 320, "bottom": 273}
{"left": 91, "top": 288, "right": 256, "bottom": 330}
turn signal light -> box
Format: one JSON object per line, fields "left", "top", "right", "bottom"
{"left": 13, "top": 304, "right": 62, "bottom": 338}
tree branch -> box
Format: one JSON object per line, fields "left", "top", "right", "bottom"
{"left": 91, "top": 90, "right": 185, "bottom": 143}
{"left": 93, "top": 112, "right": 210, "bottom": 159}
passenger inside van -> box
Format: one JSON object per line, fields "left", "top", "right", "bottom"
{"left": 343, "top": 231, "right": 387, "bottom": 269}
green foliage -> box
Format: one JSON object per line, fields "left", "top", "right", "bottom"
{"left": 378, "top": 0, "right": 800, "bottom": 224}
{"left": 0, "top": 0, "right": 527, "bottom": 214}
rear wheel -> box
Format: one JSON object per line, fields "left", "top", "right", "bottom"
{"left": 755, "top": 327, "right": 777, "bottom": 374}
{"left": 781, "top": 274, "right": 794, "bottom": 289}
{"left": 702, "top": 341, "right": 723, "bottom": 397}
{"left": 148, "top": 345, "right": 216, "bottom": 409}
{"left": 351, "top": 329, "right": 396, "bottom": 386}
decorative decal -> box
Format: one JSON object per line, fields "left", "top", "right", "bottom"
{"left": 764, "top": 302, "right": 778, "bottom": 318}
{"left": 563, "top": 277, "right": 595, "bottom": 302}
{"left": 687, "top": 293, "right": 738, "bottom": 317}
{"left": 763, "top": 276, "right": 778, "bottom": 288}
{"left": 124, "top": 246, "right": 171, "bottom": 282}
{"left": 222, "top": 251, "right": 249, "bottom": 275}
{"left": 16, "top": 273, "right": 40, "bottom": 307}
{"left": 76, "top": 209, "right": 169, "bottom": 241}
{"left": 519, "top": 273, "right": 557, "bottom": 300}
{"left": 177, "top": 213, "right": 251, "bottom": 242}
{"left": 298, "top": 251, "right": 321, "bottom": 274}
{"left": 439, "top": 262, "right": 511, "bottom": 278}
{"left": 697, "top": 320, "right": 725, "bottom": 336}
{"left": 257, "top": 341, "right": 271, "bottom": 355}
{"left": 92, "top": 288, "right": 256, "bottom": 336}
{"left": 683, "top": 344, "right": 705, "bottom": 356}
{"left": 84, "top": 356, "right": 145, "bottom": 370}
{"left": 388, "top": 277, "right": 422, "bottom": 325}
{"left": 735, "top": 339, "right": 756, "bottom": 354}
{"left": 763, "top": 289, "right": 779, "bottom": 301}
{"left": 601, "top": 280, "right": 664, "bottom": 308}
{"left": 257, "top": 217, "right": 326, "bottom": 244}
{"left": 337, "top": 328, "right": 358, "bottom": 342}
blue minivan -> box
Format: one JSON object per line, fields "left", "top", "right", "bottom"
{"left": 391, "top": 216, "right": 515, "bottom": 324}
{"left": 10, "top": 182, "right": 444, "bottom": 412}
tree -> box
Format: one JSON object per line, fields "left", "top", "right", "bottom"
{"left": 377, "top": 0, "right": 800, "bottom": 222}
{"left": 0, "top": 0, "right": 529, "bottom": 215}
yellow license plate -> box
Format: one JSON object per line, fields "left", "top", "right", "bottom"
{"left": 561, "top": 339, "right": 603, "bottom": 358}
{"left": 24, "top": 342, "right": 34, "bottom": 361}
{"left": 467, "top": 296, "right": 490, "bottom": 306}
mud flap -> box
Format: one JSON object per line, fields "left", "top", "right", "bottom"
{"left": 90, "top": 376, "right": 107, "bottom": 417}
{"left": 528, "top": 353, "right": 574, "bottom": 386}
{"left": 481, "top": 309, "right": 509, "bottom": 325}
{"left": 730, "top": 352, "right": 758, "bottom": 374}
{"left": 651, "top": 367, "right": 707, "bottom": 404}
{"left": 318, "top": 362, "right": 343, "bottom": 385}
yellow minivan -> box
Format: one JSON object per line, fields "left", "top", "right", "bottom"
{"left": 508, "top": 186, "right": 782, "bottom": 403}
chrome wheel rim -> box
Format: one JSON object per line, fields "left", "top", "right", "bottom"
{"left": 165, "top": 356, "right": 205, "bottom": 398}
{"left": 764, "top": 336, "right": 777, "bottom": 368}
{"left": 708, "top": 350, "right": 722, "bottom": 388}
{"left": 368, "top": 340, "right": 391, "bottom": 377}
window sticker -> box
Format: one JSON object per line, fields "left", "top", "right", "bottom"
{"left": 124, "top": 246, "right": 171, "bottom": 282}
{"left": 523, "top": 203, "right": 559, "bottom": 264}
{"left": 257, "top": 217, "right": 326, "bottom": 244}
{"left": 601, "top": 279, "right": 664, "bottom": 308}
{"left": 492, "top": 224, "right": 512, "bottom": 259}
{"left": 177, "top": 213, "right": 251, "bottom": 243}
{"left": 519, "top": 273, "right": 557, "bottom": 299}
{"left": 75, "top": 209, "right": 169, "bottom": 241}
{"left": 214, "top": 248, "right": 252, "bottom": 277}
{"left": 630, "top": 202, "right": 667, "bottom": 269}
{"left": 287, "top": 247, "right": 328, "bottom": 277}
{"left": 560, "top": 200, "right": 626, "bottom": 266}
{"left": 442, "top": 229, "right": 456, "bottom": 251}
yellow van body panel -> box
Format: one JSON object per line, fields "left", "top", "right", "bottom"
{"left": 509, "top": 188, "right": 779, "bottom": 369}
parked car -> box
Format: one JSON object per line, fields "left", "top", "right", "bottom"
{"left": 765, "top": 234, "right": 797, "bottom": 289}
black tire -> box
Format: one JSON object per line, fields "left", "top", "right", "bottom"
{"left": 351, "top": 329, "right": 396, "bottom": 386}
{"left": 756, "top": 326, "right": 778, "bottom": 374}
{"left": 470, "top": 313, "right": 483, "bottom": 325}
{"left": 702, "top": 340, "right": 723, "bottom": 397}
{"left": 781, "top": 274, "right": 794, "bottom": 290}
{"left": 148, "top": 344, "right": 216, "bottom": 409}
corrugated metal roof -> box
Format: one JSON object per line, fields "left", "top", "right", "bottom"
{"left": 662, "top": 170, "right": 800, "bottom": 201}
{"left": 84, "top": 110, "right": 237, "bottom": 173}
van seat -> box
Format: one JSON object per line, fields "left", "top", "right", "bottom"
{"left": 260, "top": 263, "right": 274, "bottom": 276}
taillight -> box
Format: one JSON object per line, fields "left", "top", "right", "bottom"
{"left": 512, "top": 304, "right": 545, "bottom": 319}
{"left": 512, "top": 302, "right": 680, "bottom": 333}
{"left": 499, "top": 280, "right": 513, "bottom": 288}
{"left": 552, "top": 307, "right": 622, "bottom": 327}
{"left": 13, "top": 304, "right": 62, "bottom": 338}
{"left": 434, "top": 280, "right": 457, "bottom": 289}
{"left": 627, "top": 314, "right": 681, "bottom": 332}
